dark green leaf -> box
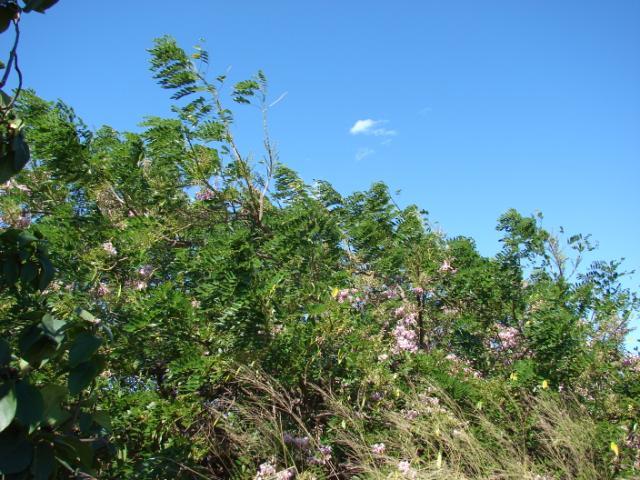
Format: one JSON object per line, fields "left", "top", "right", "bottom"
{"left": 68, "top": 333, "right": 102, "bottom": 368}
{"left": 68, "top": 357, "right": 103, "bottom": 396}
{"left": 37, "top": 256, "right": 54, "bottom": 291}
{"left": 18, "top": 325, "right": 59, "bottom": 367}
{"left": 0, "top": 429, "right": 32, "bottom": 474}
{"left": 31, "top": 443, "right": 55, "bottom": 480}
{"left": 52, "top": 434, "right": 94, "bottom": 468}
{"left": 15, "top": 381, "right": 43, "bottom": 429}
{"left": 0, "top": 7, "right": 13, "bottom": 34}
{"left": 2, "top": 258, "right": 19, "bottom": 285}
{"left": 10, "top": 133, "right": 30, "bottom": 172}
{"left": 19, "top": 261, "right": 37, "bottom": 285}
{"left": 40, "top": 385, "right": 69, "bottom": 427}
{"left": 91, "top": 411, "right": 111, "bottom": 431}
{"left": 0, "top": 339, "right": 10, "bottom": 366}
{"left": 22, "top": 0, "right": 59, "bottom": 13}
{"left": 0, "top": 383, "right": 17, "bottom": 432}
{"left": 78, "top": 412, "right": 92, "bottom": 434}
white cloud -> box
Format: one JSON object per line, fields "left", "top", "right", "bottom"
{"left": 349, "top": 119, "right": 397, "bottom": 137}
{"left": 355, "top": 147, "right": 375, "bottom": 161}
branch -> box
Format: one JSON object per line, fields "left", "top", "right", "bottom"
{"left": 0, "top": 19, "right": 22, "bottom": 115}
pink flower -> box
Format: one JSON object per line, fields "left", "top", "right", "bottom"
{"left": 439, "top": 259, "right": 457, "bottom": 274}
{"left": 412, "top": 287, "right": 424, "bottom": 295}
{"left": 397, "top": 460, "right": 417, "bottom": 479}
{"left": 392, "top": 314, "right": 419, "bottom": 354}
{"left": 403, "top": 409, "right": 419, "bottom": 420}
{"left": 102, "top": 241, "right": 117, "bottom": 256}
{"left": 138, "top": 264, "right": 154, "bottom": 278}
{"left": 275, "top": 469, "right": 294, "bottom": 480}
{"left": 383, "top": 288, "right": 399, "bottom": 300}
{"left": 16, "top": 212, "right": 31, "bottom": 229}
{"left": 255, "top": 462, "right": 277, "bottom": 479}
{"left": 494, "top": 324, "right": 520, "bottom": 351}
{"left": 96, "top": 282, "right": 111, "bottom": 297}
{"left": 371, "top": 391, "right": 384, "bottom": 401}
{"left": 195, "top": 188, "right": 216, "bottom": 201}
{"left": 371, "top": 442, "right": 386, "bottom": 454}
{"left": 318, "top": 445, "right": 332, "bottom": 458}
{"left": 284, "top": 433, "right": 310, "bottom": 450}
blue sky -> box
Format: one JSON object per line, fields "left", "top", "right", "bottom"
{"left": 4, "top": 1, "right": 639, "bottom": 345}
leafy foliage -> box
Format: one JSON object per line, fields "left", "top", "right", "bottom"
{"left": 0, "top": 34, "right": 639, "bottom": 479}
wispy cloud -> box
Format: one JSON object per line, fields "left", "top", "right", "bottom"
{"left": 355, "top": 147, "right": 375, "bottom": 161}
{"left": 349, "top": 119, "right": 397, "bottom": 137}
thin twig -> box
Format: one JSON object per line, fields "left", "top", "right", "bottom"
{"left": 0, "top": 19, "right": 20, "bottom": 89}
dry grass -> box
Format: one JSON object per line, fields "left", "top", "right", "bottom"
{"left": 202, "top": 368, "right": 608, "bottom": 480}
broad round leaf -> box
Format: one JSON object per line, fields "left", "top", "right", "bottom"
{"left": 68, "top": 333, "right": 102, "bottom": 368}
{"left": 0, "top": 430, "right": 33, "bottom": 474}
{"left": 68, "top": 357, "right": 103, "bottom": 396}
{"left": 0, "top": 339, "right": 10, "bottom": 366}
{"left": 0, "top": 383, "right": 17, "bottom": 433}
{"left": 31, "top": 443, "right": 55, "bottom": 480}
{"left": 15, "top": 381, "right": 44, "bottom": 429}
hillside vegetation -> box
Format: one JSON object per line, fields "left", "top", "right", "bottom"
{"left": 1, "top": 36, "right": 639, "bottom": 479}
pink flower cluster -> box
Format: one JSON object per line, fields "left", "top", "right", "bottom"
{"left": 445, "top": 353, "right": 482, "bottom": 378}
{"left": 622, "top": 354, "right": 640, "bottom": 373}
{"left": 15, "top": 211, "right": 31, "bottom": 229}
{"left": 392, "top": 311, "right": 418, "bottom": 354}
{"left": 403, "top": 409, "right": 419, "bottom": 420}
{"left": 283, "top": 433, "right": 310, "bottom": 450}
{"left": 195, "top": 188, "right": 216, "bottom": 201}
{"left": 102, "top": 241, "right": 117, "bottom": 256}
{"left": 439, "top": 259, "right": 457, "bottom": 274}
{"left": 336, "top": 288, "right": 359, "bottom": 304}
{"left": 255, "top": 462, "right": 294, "bottom": 480}
{"left": 371, "top": 442, "right": 386, "bottom": 454}
{"left": 308, "top": 444, "right": 332, "bottom": 465}
{"left": 496, "top": 325, "right": 520, "bottom": 351}
{"left": 382, "top": 288, "right": 399, "bottom": 300}
{"left": 370, "top": 391, "right": 384, "bottom": 401}
{"left": 138, "top": 264, "right": 154, "bottom": 278}
{"left": 96, "top": 282, "right": 111, "bottom": 297}
{"left": 397, "top": 460, "right": 417, "bottom": 479}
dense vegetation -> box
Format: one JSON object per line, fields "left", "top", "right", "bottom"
{"left": 1, "top": 23, "right": 639, "bottom": 480}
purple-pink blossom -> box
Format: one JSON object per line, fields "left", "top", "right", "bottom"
{"left": 397, "top": 460, "right": 417, "bottom": 479}
{"left": 138, "top": 264, "right": 154, "bottom": 278}
{"left": 496, "top": 325, "right": 520, "bottom": 350}
{"left": 392, "top": 314, "right": 419, "bottom": 354}
{"left": 195, "top": 188, "right": 216, "bottom": 201}
{"left": 255, "top": 462, "right": 277, "bottom": 479}
{"left": 96, "top": 282, "right": 111, "bottom": 297}
{"left": 371, "top": 442, "right": 386, "bottom": 454}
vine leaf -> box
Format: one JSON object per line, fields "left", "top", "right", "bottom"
{"left": 0, "top": 383, "right": 17, "bottom": 432}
